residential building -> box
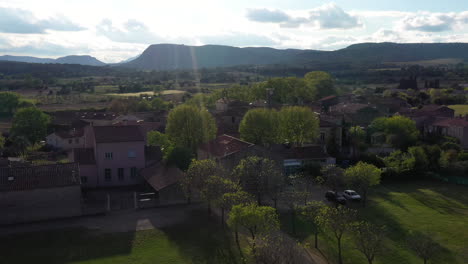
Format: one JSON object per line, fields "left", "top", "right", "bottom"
{"left": 71, "top": 125, "right": 146, "bottom": 188}
{"left": 0, "top": 163, "right": 81, "bottom": 224}
{"left": 427, "top": 116, "right": 468, "bottom": 149}
{"left": 398, "top": 104, "right": 455, "bottom": 130}
{"left": 46, "top": 128, "right": 85, "bottom": 150}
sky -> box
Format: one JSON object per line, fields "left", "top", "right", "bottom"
{"left": 1, "top": 0, "right": 468, "bottom": 63}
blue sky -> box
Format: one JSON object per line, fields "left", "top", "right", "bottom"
{"left": 0, "top": 0, "right": 467, "bottom": 62}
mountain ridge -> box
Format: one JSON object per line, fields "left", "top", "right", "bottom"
{"left": 0, "top": 54, "right": 106, "bottom": 66}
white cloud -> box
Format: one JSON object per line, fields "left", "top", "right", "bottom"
{"left": 0, "top": 7, "right": 84, "bottom": 34}
{"left": 396, "top": 11, "right": 468, "bottom": 32}
{"left": 246, "top": 3, "right": 362, "bottom": 30}
{"left": 96, "top": 19, "right": 164, "bottom": 44}
{"left": 200, "top": 32, "right": 277, "bottom": 46}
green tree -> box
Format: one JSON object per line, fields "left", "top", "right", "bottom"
{"left": 166, "top": 104, "right": 216, "bottom": 152}
{"left": 369, "top": 116, "right": 419, "bottom": 150}
{"left": 320, "top": 165, "right": 345, "bottom": 192}
{"left": 300, "top": 201, "right": 326, "bottom": 249}
{"left": 407, "top": 232, "right": 441, "bottom": 264}
{"left": 0, "top": 92, "right": 20, "bottom": 115}
{"left": 344, "top": 162, "right": 381, "bottom": 207}
{"left": 227, "top": 204, "right": 280, "bottom": 260}
{"left": 353, "top": 221, "right": 386, "bottom": 264}
{"left": 317, "top": 205, "right": 357, "bottom": 264}
{"left": 201, "top": 175, "right": 238, "bottom": 216}
{"left": 384, "top": 150, "right": 415, "bottom": 174}
{"left": 221, "top": 190, "right": 254, "bottom": 223}
{"left": 239, "top": 108, "right": 279, "bottom": 145}
{"left": 349, "top": 126, "right": 366, "bottom": 159}
{"left": 10, "top": 107, "right": 50, "bottom": 145}
{"left": 278, "top": 106, "right": 319, "bottom": 146}
{"left": 0, "top": 134, "right": 5, "bottom": 150}
{"left": 232, "top": 156, "right": 283, "bottom": 205}
{"left": 181, "top": 159, "right": 218, "bottom": 203}
{"left": 304, "top": 71, "right": 336, "bottom": 99}
{"left": 408, "top": 146, "right": 429, "bottom": 175}
{"left": 280, "top": 190, "right": 309, "bottom": 235}
{"left": 147, "top": 131, "right": 174, "bottom": 160}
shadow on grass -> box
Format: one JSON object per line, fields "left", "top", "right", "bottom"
{"left": 0, "top": 227, "right": 136, "bottom": 264}
{"left": 159, "top": 209, "right": 239, "bottom": 264}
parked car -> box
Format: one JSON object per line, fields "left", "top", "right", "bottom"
{"left": 325, "top": 191, "right": 347, "bottom": 205}
{"left": 343, "top": 190, "right": 361, "bottom": 201}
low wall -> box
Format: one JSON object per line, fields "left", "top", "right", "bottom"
{"left": 0, "top": 185, "right": 82, "bottom": 225}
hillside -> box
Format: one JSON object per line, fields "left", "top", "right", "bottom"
{"left": 121, "top": 42, "right": 468, "bottom": 70}
{"left": 0, "top": 55, "right": 106, "bottom": 66}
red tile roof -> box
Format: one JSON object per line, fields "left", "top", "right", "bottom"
{"left": 141, "top": 163, "right": 184, "bottom": 191}
{"left": 318, "top": 95, "right": 337, "bottom": 102}
{"left": 92, "top": 125, "right": 144, "bottom": 143}
{"left": 199, "top": 134, "right": 253, "bottom": 158}
{"left": 433, "top": 118, "right": 468, "bottom": 127}
{"left": 0, "top": 163, "right": 80, "bottom": 191}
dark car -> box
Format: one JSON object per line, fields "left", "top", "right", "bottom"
{"left": 325, "top": 191, "right": 347, "bottom": 205}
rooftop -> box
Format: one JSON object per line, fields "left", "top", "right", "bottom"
{"left": 433, "top": 117, "right": 468, "bottom": 127}
{"left": 199, "top": 134, "right": 253, "bottom": 158}
{"left": 0, "top": 163, "right": 80, "bottom": 191}
{"left": 93, "top": 125, "right": 145, "bottom": 143}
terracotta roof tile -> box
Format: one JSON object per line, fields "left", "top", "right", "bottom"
{"left": 199, "top": 134, "right": 253, "bottom": 158}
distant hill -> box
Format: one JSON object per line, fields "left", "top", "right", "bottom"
{"left": 120, "top": 42, "right": 468, "bottom": 70}
{"left": 0, "top": 55, "right": 105, "bottom": 66}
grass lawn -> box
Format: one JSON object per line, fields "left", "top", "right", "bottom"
{"left": 0, "top": 210, "right": 239, "bottom": 264}
{"left": 448, "top": 105, "right": 468, "bottom": 116}
{"left": 282, "top": 180, "right": 468, "bottom": 264}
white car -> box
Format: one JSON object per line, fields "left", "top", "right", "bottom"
{"left": 343, "top": 190, "right": 361, "bottom": 201}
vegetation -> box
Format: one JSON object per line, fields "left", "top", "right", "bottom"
{"left": 277, "top": 106, "right": 319, "bottom": 146}
{"left": 10, "top": 107, "right": 50, "bottom": 145}
{"left": 369, "top": 115, "right": 419, "bottom": 150}
{"left": 344, "top": 162, "right": 382, "bottom": 207}
{"left": 239, "top": 108, "right": 279, "bottom": 145}
{"left": 166, "top": 104, "right": 216, "bottom": 152}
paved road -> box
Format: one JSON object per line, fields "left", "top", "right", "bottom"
{"left": 0, "top": 203, "right": 202, "bottom": 236}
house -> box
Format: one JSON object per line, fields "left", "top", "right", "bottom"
{"left": 198, "top": 134, "right": 258, "bottom": 171}
{"left": 399, "top": 105, "right": 455, "bottom": 130}
{"left": 318, "top": 95, "right": 339, "bottom": 112}
{"left": 318, "top": 118, "right": 343, "bottom": 148}
{"left": 46, "top": 128, "right": 85, "bottom": 150}
{"left": 329, "top": 103, "right": 382, "bottom": 126}
{"left": 71, "top": 125, "right": 146, "bottom": 188}
{"left": 140, "top": 162, "right": 186, "bottom": 204}
{"left": 271, "top": 145, "right": 336, "bottom": 175}
{"left": 427, "top": 116, "right": 468, "bottom": 149}
{"left": 0, "top": 163, "right": 81, "bottom": 224}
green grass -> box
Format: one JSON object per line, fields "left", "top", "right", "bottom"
{"left": 106, "top": 90, "right": 186, "bottom": 97}
{"left": 0, "top": 209, "right": 239, "bottom": 264}
{"left": 448, "top": 105, "right": 468, "bottom": 116}
{"left": 282, "top": 180, "right": 468, "bottom": 264}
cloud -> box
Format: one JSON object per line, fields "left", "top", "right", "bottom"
{"left": 246, "top": 8, "right": 290, "bottom": 23}
{"left": 308, "top": 3, "right": 362, "bottom": 29}
{"left": 96, "top": 19, "right": 163, "bottom": 44}
{"left": 246, "top": 3, "right": 361, "bottom": 30}
{"left": 397, "top": 11, "right": 468, "bottom": 32}
{"left": 0, "top": 7, "right": 85, "bottom": 34}
{"left": 200, "top": 32, "right": 277, "bottom": 47}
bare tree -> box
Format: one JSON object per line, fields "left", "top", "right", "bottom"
{"left": 407, "top": 232, "right": 440, "bottom": 264}
{"left": 353, "top": 221, "right": 385, "bottom": 264}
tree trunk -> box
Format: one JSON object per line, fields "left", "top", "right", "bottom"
{"left": 314, "top": 232, "right": 318, "bottom": 249}
{"left": 368, "top": 258, "right": 373, "bottom": 264}
{"left": 235, "top": 229, "right": 245, "bottom": 261}
{"left": 250, "top": 231, "right": 257, "bottom": 262}
{"left": 424, "top": 258, "right": 427, "bottom": 264}
{"left": 338, "top": 238, "right": 343, "bottom": 264}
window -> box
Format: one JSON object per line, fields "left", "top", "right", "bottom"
{"left": 81, "top": 176, "right": 88, "bottom": 183}
{"left": 130, "top": 167, "right": 137, "bottom": 178}
{"left": 105, "top": 152, "right": 113, "bottom": 160}
{"left": 118, "top": 168, "right": 124, "bottom": 181}
{"left": 320, "top": 132, "right": 325, "bottom": 141}
{"left": 68, "top": 139, "right": 73, "bottom": 144}
{"left": 128, "top": 151, "right": 136, "bottom": 158}
{"left": 104, "top": 169, "right": 111, "bottom": 181}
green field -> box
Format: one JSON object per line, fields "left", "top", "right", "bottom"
{"left": 449, "top": 105, "right": 468, "bottom": 116}
{"left": 0, "top": 210, "right": 239, "bottom": 264}
{"left": 282, "top": 180, "right": 468, "bottom": 264}
{"left": 106, "top": 90, "right": 186, "bottom": 97}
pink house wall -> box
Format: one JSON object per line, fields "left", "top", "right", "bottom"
{"left": 95, "top": 141, "right": 146, "bottom": 187}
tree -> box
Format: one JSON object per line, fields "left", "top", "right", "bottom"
{"left": 232, "top": 156, "right": 283, "bottom": 205}
{"left": 344, "top": 162, "right": 382, "bottom": 207}
{"left": 320, "top": 165, "right": 345, "bottom": 192}
{"left": 221, "top": 190, "right": 254, "bottom": 223}
{"left": 239, "top": 108, "right": 279, "bottom": 146}
{"left": 10, "top": 107, "right": 50, "bottom": 145}
{"left": 227, "top": 204, "right": 280, "bottom": 260}
{"left": 408, "top": 146, "right": 429, "bottom": 175}
{"left": 304, "top": 71, "right": 336, "bottom": 99}
{"left": 166, "top": 104, "right": 216, "bottom": 152}
{"left": 353, "top": 221, "right": 385, "bottom": 264}
{"left": 181, "top": 159, "right": 219, "bottom": 203}
{"left": 278, "top": 106, "right": 319, "bottom": 146}
{"left": 317, "top": 205, "right": 357, "bottom": 264}
{"left": 349, "top": 126, "right": 366, "bottom": 159}
{"left": 280, "top": 190, "right": 309, "bottom": 235}
{"left": 384, "top": 150, "right": 415, "bottom": 175}
{"left": 147, "top": 131, "right": 174, "bottom": 160}
{"left": 369, "top": 116, "right": 419, "bottom": 150}
{"left": 300, "top": 201, "right": 326, "bottom": 249}
{"left": 0, "top": 92, "right": 20, "bottom": 115}
{"left": 407, "top": 232, "right": 440, "bottom": 264}
{"left": 201, "top": 175, "right": 238, "bottom": 216}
